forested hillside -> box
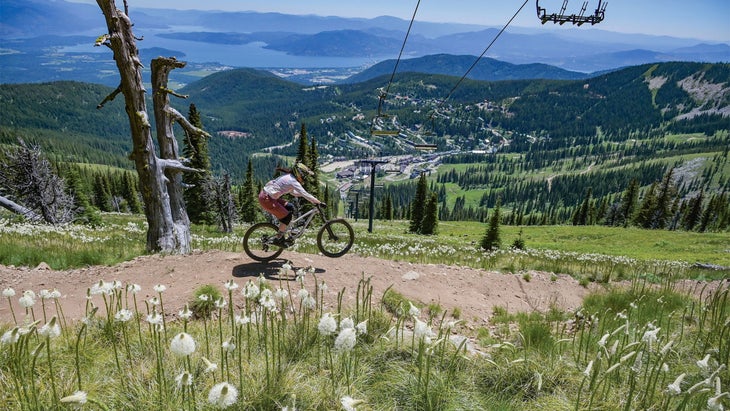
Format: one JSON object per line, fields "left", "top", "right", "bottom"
{"left": 1, "top": 61, "right": 728, "bottom": 231}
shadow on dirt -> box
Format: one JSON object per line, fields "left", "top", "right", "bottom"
{"left": 232, "top": 259, "right": 326, "bottom": 281}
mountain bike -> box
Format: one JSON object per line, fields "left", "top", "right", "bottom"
{"left": 243, "top": 203, "right": 355, "bottom": 262}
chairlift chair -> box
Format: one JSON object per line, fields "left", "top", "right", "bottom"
{"left": 536, "top": 0, "right": 606, "bottom": 26}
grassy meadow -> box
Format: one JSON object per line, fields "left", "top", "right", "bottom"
{"left": 1, "top": 214, "right": 729, "bottom": 410}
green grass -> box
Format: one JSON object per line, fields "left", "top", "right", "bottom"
{"left": 1, "top": 276, "right": 727, "bottom": 410}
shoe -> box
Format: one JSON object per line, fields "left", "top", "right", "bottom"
{"left": 271, "top": 236, "right": 288, "bottom": 248}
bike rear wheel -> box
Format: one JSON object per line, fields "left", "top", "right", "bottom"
{"left": 243, "top": 222, "right": 284, "bottom": 262}
{"left": 316, "top": 219, "right": 354, "bottom": 258}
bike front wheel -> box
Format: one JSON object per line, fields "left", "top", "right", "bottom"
{"left": 243, "top": 222, "right": 284, "bottom": 262}
{"left": 316, "top": 219, "right": 354, "bottom": 258}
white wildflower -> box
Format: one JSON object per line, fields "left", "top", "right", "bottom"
{"left": 202, "top": 357, "right": 218, "bottom": 373}
{"left": 39, "top": 317, "right": 61, "bottom": 339}
{"left": 222, "top": 338, "right": 236, "bottom": 353}
{"left": 414, "top": 318, "right": 434, "bottom": 344}
{"left": 49, "top": 289, "right": 61, "bottom": 299}
{"left": 408, "top": 301, "right": 420, "bottom": 317}
{"left": 274, "top": 288, "right": 289, "bottom": 301}
{"left": 340, "top": 317, "right": 354, "bottom": 330}
{"left": 2, "top": 287, "right": 15, "bottom": 297}
{"left": 1, "top": 328, "right": 19, "bottom": 345}
{"left": 697, "top": 354, "right": 712, "bottom": 372}
{"left": 642, "top": 327, "right": 661, "bottom": 349}
{"left": 243, "top": 281, "right": 259, "bottom": 299}
{"left": 340, "top": 395, "right": 363, "bottom": 411}
{"left": 153, "top": 284, "right": 167, "bottom": 293}
{"left": 597, "top": 333, "right": 609, "bottom": 347}
{"left": 208, "top": 382, "right": 238, "bottom": 409}
{"left": 667, "top": 373, "right": 685, "bottom": 395}
{"left": 583, "top": 360, "right": 593, "bottom": 377}
{"left": 170, "top": 332, "right": 196, "bottom": 356}
{"left": 19, "top": 290, "right": 36, "bottom": 308}
{"left": 175, "top": 372, "right": 193, "bottom": 389}
{"left": 115, "top": 309, "right": 133, "bottom": 322}
{"left": 708, "top": 392, "right": 729, "bottom": 411}
{"left": 235, "top": 314, "right": 250, "bottom": 325}
{"left": 127, "top": 284, "right": 141, "bottom": 294}
{"left": 356, "top": 320, "right": 368, "bottom": 335}
{"left": 39, "top": 289, "right": 52, "bottom": 299}
{"left": 60, "top": 391, "right": 88, "bottom": 405}
{"left": 214, "top": 298, "right": 227, "bottom": 309}
{"left": 146, "top": 312, "right": 163, "bottom": 325}
{"left": 318, "top": 313, "right": 337, "bottom": 336}
{"left": 302, "top": 295, "right": 316, "bottom": 310}
{"left": 148, "top": 297, "right": 160, "bottom": 306}
{"left": 179, "top": 305, "right": 193, "bottom": 320}
{"left": 223, "top": 280, "right": 239, "bottom": 291}
{"left": 334, "top": 327, "right": 357, "bottom": 352}
{"left": 259, "top": 289, "right": 276, "bottom": 311}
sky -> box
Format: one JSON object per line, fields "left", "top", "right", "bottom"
{"left": 70, "top": 0, "right": 730, "bottom": 43}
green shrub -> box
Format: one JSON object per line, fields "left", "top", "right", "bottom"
{"left": 189, "top": 284, "right": 222, "bottom": 319}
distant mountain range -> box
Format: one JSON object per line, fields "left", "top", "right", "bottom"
{"left": 1, "top": 0, "right": 729, "bottom": 85}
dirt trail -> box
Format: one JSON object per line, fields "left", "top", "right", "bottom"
{"left": 1, "top": 250, "right": 597, "bottom": 326}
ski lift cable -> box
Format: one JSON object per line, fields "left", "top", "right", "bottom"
{"left": 377, "top": 0, "right": 422, "bottom": 117}
{"left": 431, "top": 0, "right": 530, "bottom": 120}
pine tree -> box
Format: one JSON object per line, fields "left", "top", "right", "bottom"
{"left": 409, "top": 173, "right": 428, "bottom": 233}
{"left": 183, "top": 103, "right": 215, "bottom": 225}
{"left": 122, "top": 172, "right": 143, "bottom": 214}
{"left": 481, "top": 198, "right": 502, "bottom": 251}
{"left": 633, "top": 182, "right": 658, "bottom": 229}
{"left": 420, "top": 192, "right": 439, "bottom": 235}
{"left": 652, "top": 168, "right": 676, "bottom": 229}
{"left": 93, "top": 173, "right": 113, "bottom": 212}
{"left": 306, "top": 134, "right": 320, "bottom": 199}
{"left": 619, "top": 178, "right": 639, "bottom": 227}
{"left": 239, "top": 159, "right": 257, "bottom": 223}
{"left": 296, "top": 123, "right": 310, "bottom": 166}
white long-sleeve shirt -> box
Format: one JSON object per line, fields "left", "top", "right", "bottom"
{"left": 263, "top": 174, "right": 320, "bottom": 204}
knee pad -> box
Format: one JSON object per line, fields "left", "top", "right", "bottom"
{"left": 280, "top": 212, "right": 293, "bottom": 225}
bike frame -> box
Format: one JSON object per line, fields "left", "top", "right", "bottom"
{"left": 282, "top": 205, "right": 323, "bottom": 241}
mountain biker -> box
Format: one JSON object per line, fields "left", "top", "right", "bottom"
{"left": 258, "top": 162, "right": 325, "bottom": 247}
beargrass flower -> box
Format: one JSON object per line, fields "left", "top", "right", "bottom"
{"left": 39, "top": 317, "right": 61, "bottom": 339}
{"left": 214, "top": 298, "right": 227, "bottom": 309}
{"left": 297, "top": 289, "right": 309, "bottom": 300}
{"left": 583, "top": 361, "right": 593, "bottom": 377}
{"left": 408, "top": 301, "right": 420, "bottom": 317}
{"left": 148, "top": 297, "right": 160, "bottom": 306}
{"left": 708, "top": 392, "right": 728, "bottom": 411}
{"left": 179, "top": 305, "right": 193, "bottom": 320}
{"left": 642, "top": 327, "right": 661, "bottom": 349}
{"left": 259, "top": 290, "right": 276, "bottom": 311}
{"left": 208, "top": 382, "right": 238, "bottom": 408}
{"left": 2, "top": 287, "right": 15, "bottom": 297}
{"left": 334, "top": 327, "right": 357, "bottom": 352}
{"left": 597, "top": 333, "right": 609, "bottom": 347}
{"left": 302, "top": 295, "right": 316, "bottom": 310}
{"left": 1, "top": 328, "right": 19, "bottom": 345}
{"left": 222, "top": 338, "right": 236, "bottom": 353}
{"left": 40, "top": 289, "right": 52, "bottom": 299}
{"left": 697, "top": 354, "right": 712, "bottom": 372}
{"left": 318, "top": 313, "right": 337, "bottom": 336}
{"left": 414, "top": 318, "right": 434, "bottom": 343}
{"left": 19, "top": 291, "right": 36, "bottom": 308}
{"left": 356, "top": 320, "right": 368, "bottom": 335}
{"left": 235, "top": 314, "right": 250, "bottom": 325}
{"left": 115, "top": 309, "right": 133, "bottom": 322}
{"left": 340, "top": 395, "right": 363, "bottom": 411}
{"left": 146, "top": 312, "right": 163, "bottom": 326}
{"left": 667, "top": 373, "right": 685, "bottom": 395}
{"left": 60, "top": 390, "right": 87, "bottom": 405}
{"left": 170, "top": 332, "right": 196, "bottom": 356}
{"left": 127, "top": 284, "right": 141, "bottom": 294}
{"left": 274, "top": 288, "right": 288, "bottom": 301}
{"left": 223, "top": 280, "right": 238, "bottom": 291}
{"left": 175, "top": 372, "right": 193, "bottom": 389}
{"left": 243, "top": 281, "right": 260, "bottom": 299}
{"left": 202, "top": 357, "right": 218, "bottom": 373}
{"left": 153, "top": 284, "right": 167, "bottom": 293}
{"left": 340, "top": 317, "right": 354, "bottom": 330}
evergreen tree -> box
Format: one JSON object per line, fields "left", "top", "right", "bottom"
{"left": 618, "top": 178, "right": 640, "bottom": 227}
{"left": 239, "top": 159, "right": 257, "bottom": 223}
{"left": 481, "top": 198, "right": 502, "bottom": 251}
{"left": 572, "top": 187, "right": 593, "bottom": 225}
{"left": 306, "top": 134, "right": 320, "bottom": 199}
{"left": 420, "top": 192, "right": 439, "bottom": 235}
{"left": 296, "top": 123, "right": 310, "bottom": 166}
{"left": 122, "top": 172, "right": 143, "bottom": 214}
{"left": 183, "top": 103, "right": 215, "bottom": 224}
{"left": 93, "top": 173, "right": 113, "bottom": 212}
{"left": 633, "top": 182, "right": 658, "bottom": 229}
{"left": 652, "top": 168, "right": 676, "bottom": 229}
{"left": 409, "top": 173, "right": 428, "bottom": 233}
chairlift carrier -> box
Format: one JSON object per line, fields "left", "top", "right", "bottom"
{"left": 536, "top": 0, "right": 607, "bottom": 26}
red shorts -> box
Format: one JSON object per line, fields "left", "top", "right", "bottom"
{"left": 258, "top": 191, "right": 289, "bottom": 219}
